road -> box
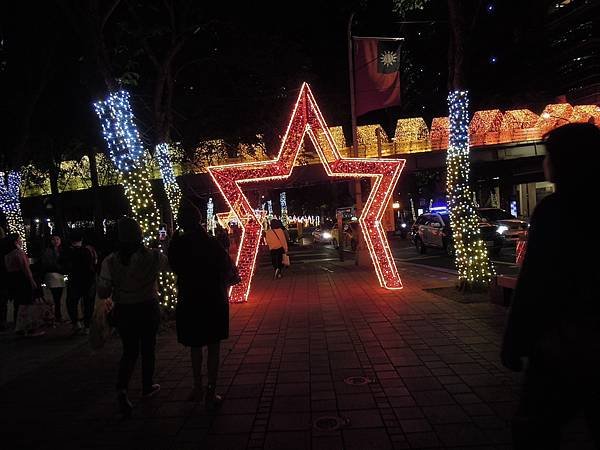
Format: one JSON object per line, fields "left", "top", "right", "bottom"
{"left": 260, "top": 237, "right": 520, "bottom": 278}
{"left": 389, "top": 236, "right": 520, "bottom": 277}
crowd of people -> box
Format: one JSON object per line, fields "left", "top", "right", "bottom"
{"left": 1, "top": 199, "right": 244, "bottom": 417}
{"left": 0, "top": 228, "right": 98, "bottom": 336}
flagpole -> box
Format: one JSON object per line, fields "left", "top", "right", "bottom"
{"left": 347, "top": 12, "right": 365, "bottom": 266}
{"left": 347, "top": 12, "right": 358, "bottom": 160}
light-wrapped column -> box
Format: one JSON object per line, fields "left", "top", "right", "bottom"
{"left": 446, "top": 91, "right": 494, "bottom": 288}
{"left": 0, "top": 171, "right": 27, "bottom": 253}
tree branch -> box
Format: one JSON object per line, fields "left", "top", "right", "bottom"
{"left": 101, "top": 0, "right": 122, "bottom": 32}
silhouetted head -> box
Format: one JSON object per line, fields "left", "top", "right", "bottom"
{"left": 177, "top": 199, "right": 203, "bottom": 232}
{"left": 270, "top": 219, "right": 282, "bottom": 229}
{"left": 117, "top": 218, "right": 142, "bottom": 245}
{"left": 543, "top": 123, "right": 600, "bottom": 194}
{"left": 69, "top": 230, "right": 83, "bottom": 245}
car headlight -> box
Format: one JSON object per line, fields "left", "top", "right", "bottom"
{"left": 322, "top": 232, "right": 332, "bottom": 239}
{"left": 496, "top": 225, "right": 508, "bottom": 234}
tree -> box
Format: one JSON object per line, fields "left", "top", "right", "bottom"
{"left": 394, "top": 0, "right": 494, "bottom": 289}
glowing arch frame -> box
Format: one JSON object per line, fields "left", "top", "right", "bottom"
{"left": 208, "top": 83, "right": 405, "bottom": 303}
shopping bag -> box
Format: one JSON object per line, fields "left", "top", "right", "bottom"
{"left": 282, "top": 253, "right": 290, "bottom": 267}
{"left": 89, "top": 298, "right": 113, "bottom": 350}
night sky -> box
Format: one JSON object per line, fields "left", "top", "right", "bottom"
{"left": 0, "top": 0, "right": 564, "bottom": 166}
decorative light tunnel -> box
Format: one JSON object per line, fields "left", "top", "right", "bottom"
{"left": 208, "top": 83, "right": 405, "bottom": 303}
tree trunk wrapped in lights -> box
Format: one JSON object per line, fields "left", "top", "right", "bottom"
{"left": 0, "top": 170, "right": 28, "bottom": 253}
{"left": 94, "top": 90, "right": 177, "bottom": 308}
{"left": 155, "top": 143, "right": 182, "bottom": 227}
{"left": 446, "top": 91, "right": 494, "bottom": 289}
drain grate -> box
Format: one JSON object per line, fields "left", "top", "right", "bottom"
{"left": 344, "top": 376, "right": 374, "bottom": 386}
{"left": 313, "top": 415, "right": 350, "bottom": 432}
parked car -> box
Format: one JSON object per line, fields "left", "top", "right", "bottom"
{"left": 410, "top": 210, "right": 504, "bottom": 256}
{"left": 476, "top": 208, "right": 528, "bottom": 246}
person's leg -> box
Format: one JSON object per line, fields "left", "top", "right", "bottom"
{"left": 276, "top": 248, "right": 284, "bottom": 277}
{"left": 116, "top": 328, "right": 140, "bottom": 391}
{"left": 188, "top": 347, "right": 204, "bottom": 401}
{"left": 50, "top": 288, "right": 63, "bottom": 321}
{"left": 66, "top": 286, "right": 82, "bottom": 329}
{"left": 140, "top": 302, "right": 160, "bottom": 395}
{"left": 270, "top": 250, "right": 279, "bottom": 278}
{"left": 205, "top": 341, "right": 222, "bottom": 410}
{"left": 82, "top": 284, "right": 96, "bottom": 329}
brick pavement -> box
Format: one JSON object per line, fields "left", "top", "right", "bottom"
{"left": 0, "top": 260, "right": 595, "bottom": 449}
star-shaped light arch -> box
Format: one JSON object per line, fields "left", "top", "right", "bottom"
{"left": 208, "top": 83, "right": 406, "bottom": 303}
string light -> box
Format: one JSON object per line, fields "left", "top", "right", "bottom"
{"left": 155, "top": 143, "right": 182, "bottom": 222}
{"left": 446, "top": 91, "right": 494, "bottom": 288}
{"left": 430, "top": 117, "right": 450, "bottom": 150}
{"left": 470, "top": 109, "right": 503, "bottom": 145}
{"left": 394, "top": 118, "right": 430, "bottom": 153}
{"left": 536, "top": 104, "right": 574, "bottom": 133}
{"left": 206, "top": 198, "right": 215, "bottom": 235}
{"left": 93, "top": 91, "right": 145, "bottom": 172}
{"left": 94, "top": 90, "right": 176, "bottom": 309}
{"left": 0, "top": 171, "right": 28, "bottom": 253}
{"left": 569, "top": 105, "right": 600, "bottom": 124}
{"left": 280, "top": 192, "right": 288, "bottom": 227}
{"left": 208, "top": 83, "right": 405, "bottom": 302}
{"left": 329, "top": 126, "right": 347, "bottom": 150}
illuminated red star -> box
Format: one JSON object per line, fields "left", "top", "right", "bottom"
{"left": 209, "top": 83, "right": 405, "bottom": 302}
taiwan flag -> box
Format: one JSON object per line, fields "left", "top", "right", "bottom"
{"left": 353, "top": 38, "right": 402, "bottom": 116}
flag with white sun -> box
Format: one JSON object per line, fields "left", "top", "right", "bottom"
{"left": 353, "top": 38, "right": 402, "bottom": 116}
{"left": 377, "top": 41, "right": 401, "bottom": 74}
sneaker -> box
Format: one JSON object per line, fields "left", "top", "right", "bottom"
{"left": 117, "top": 390, "right": 133, "bottom": 418}
{"left": 273, "top": 269, "right": 279, "bottom": 280}
{"left": 205, "top": 385, "right": 223, "bottom": 411}
{"left": 142, "top": 384, "right": 161, "bottom": 399}
{"left": 83, "top": 327, "right": 90, "bottom": 335}
{"left": 72, "top": 322, "right": 84, "bottom": 335}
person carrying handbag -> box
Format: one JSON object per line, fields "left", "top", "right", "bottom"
{"left": 264, "top": 219, "right": 288, "bottom": 279}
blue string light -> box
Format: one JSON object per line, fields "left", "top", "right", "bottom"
{"left": 155, "top": 143, "right": 182, "bottom": 221}
{"left": 280, "top": 192, "right": 288, "bottom": 226}
{"left": 93, "top": 90, "right": 145, "bottom": 172}
{"left": 0, "top": 170, "right": 27, "bottom": 252}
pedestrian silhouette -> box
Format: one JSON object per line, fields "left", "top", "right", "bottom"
{"left": 168, "top": 200, "right": 234, "bottom": 410}
{"left": 501, "top": 123, "right": 600, "bottom": 449}
{"left": 97, "top": 217, "right": 167, "bottom": 417}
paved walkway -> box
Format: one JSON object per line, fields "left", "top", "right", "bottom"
{"left": 0, "top": 260, "right": 594, "bottom": 449}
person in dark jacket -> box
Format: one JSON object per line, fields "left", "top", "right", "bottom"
{"left": 501, "top": 123, "right": 600, "bottom": 449}
{"left": 168, "top": 201, "right": 233, "bottom": 410}
{"left": 65, "top": 230, "right": 96, "bottom": 334}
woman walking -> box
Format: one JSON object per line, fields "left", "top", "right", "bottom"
{"left": 97, "top": 218, "right": 167, "bottom": 417}
{"left": 168, "top": 201, "right": 234, "bottom": 410}
{"left": 4, "top": 233, "right": 43, "bottom": 336}
{"left": 264, "top": 219, "right": 288, "bottom": 279}
{"left": 41, "top": 234, "right": 66, "bottom": 323}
